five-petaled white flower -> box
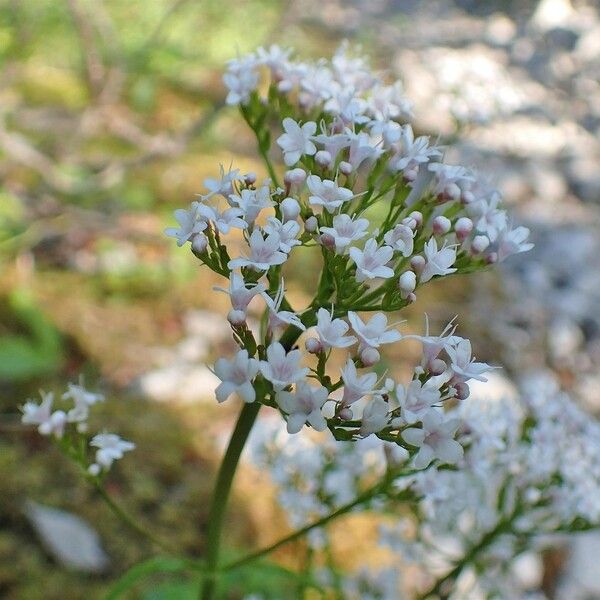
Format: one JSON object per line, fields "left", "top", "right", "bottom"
{"left": 21, "top": 391, "right": 67, "bottom": 438}
{"left": 340, "top": 359, "right": 378, "bottom": 406}
{"left": 203, "top": 165, "right": 243, "bottom": 199}
{"left": 277, "top": 118, "right": 317, "bottom": 166}
{"left": 496, "top": 224, "right": 534, "bottom": 261}
{"left": 320, "top": 214, "right": 369, "bottom": 253}
{"left": 63, "top": 381, "right": 105, "bottom": 423}
{"left": 196, "top": 204, "right": 247, "bottom": 235}
{"left": 229, "top": 186, "right": 274, "bottom": 226}
{"left": 263, "top": 217, "right": 301, "bottom": 253}
{"left": 402, "top": 410, "right": 463, "bottom": 469}
{"left": 164, "top": 204, "right": 207, "bottom": 246}
{"left": 214, "top": 272, "right": 266, "bottom": 312}
{"left": 223, "top": 55, "right": 259, "bottom": 105}
{"left": 360, "top": 396, "right": 390, "bottom": 436}
{"left": 260, "top": 342, "right": 309, "bottom": 389}
{"left": 349, "top": 238, "right": 394, "bottom": 282}
{"left": 396, "top": 379, "right": 441, "bottom": 424}
{"left": 214, "top": 349, "right": 260, "bottom": 403}
{"left": 384, "top": 224, "right": 415, "bottom": 257}
{"left": 446, "top": 339, "right": 491, "bottom": 383}
{"left": 420, "top": 238, "right": 457, "bottom": 283}
{"left": 348, "top": 312, "right": 402, "bottom": 349}
{"left": 315, "top": 307, "right": 357, "bottom": 349}
{"left": 90, "top": 433, "right": 135, "bottom": 471}
{"left": 306, "top": 175, "right": 354, "bottom": 214}
{"left": 228, "top": 230, "right": 288, "bottom": 271}
{"left": 277, "top": 382, "right": 329, "bottom": 434}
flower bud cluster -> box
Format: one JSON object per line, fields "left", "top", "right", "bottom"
{"left": 21, "top": 380, "right": 134, "bottom": 476}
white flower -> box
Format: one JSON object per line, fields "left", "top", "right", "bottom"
{"left": 349, "top": 238, "right": 394, "bottom": 282}
{"left": 262, "top": 280, "right": 306, "bottom": 332}
{"left": 388, "top": 125, "right": 441, "bottom": 172}
{"left": 63, "top": 381, "right": 104, "bottom": 423}
{"left": 260, "top": 342, "right": 309, "bottom": 389}
{"left": 214, "top": 272, "right": 266, "bottom": 312}
{"left": 277, "top": 382, "right": 329, "bottom": 434}
{"left": 214, "top": 349, "right": 260, "bottom": 403}
{"left": 429, "top": 163, "right": 474, "bottom": 200}
{"left": 229, "top": 186, "right": 274, "bottom": 226}
{"left": 263, "top": 217, "right": 301, "bottom": 253}
{"left": 383, "top": 224, "right": 415, "bottom": 257}
{"left": 164, "top": 204, "right": 207, "bottom": 246}
{"left": 320, "top": 214, "right": 369, "bottom": 253}
{"left": 347, "top": 130, "right": 383, "bottom": 169}
{"left": 412, "top": 316, "right": 461, "bottom": 369}
{"left": 402, "top": 411, "right": 463, "bottom": 469}
{"left": 324, "top": 89, "right": 369, "bottom": 124}
{"left": 348, "top": 312, "right": 402, "bottom": 349}
{"left": 315, "top": 307, "right": 357, "bottom": 349}
{"left": 396, "top": 379, "right": 441, "bottom": 424}
{"left": 312, "top": 129, "right": 351, "bottom": 162}
{"left": 223, "top": 55, "right": 259, "bottom": 105}
{"left": 496, "top": 224, "right": 533, "bottom": 261}
{"left": 90, "top": 433, "right": 135, "bottom": 471}
{"left": 203, "top": 165, "right": 243, "bottom": 199}
{"left": 466, "top": 193, "right": 507, "bottom": 242}
{"left": 420, "top": 238, "right": 457, "bottom": 283}
{"left": 276, "top": 118, "right": 317, "bottom": 166}
{"left": 306, "top": 175, "right": 354, "bottom": 214}
{"left": 228, "top": 229, "right": 288, "bottom": 271}
{"left": 257, "top": 44, "right": 292, "bottom": 74}
{"left": 360, "top": 396, "right": 390, "bottom": 436}
{"left": 340, "top": 359, "right": 378, "bottom": 406}
{"left": 196, "top": 204, "right": 246, "bottom": 234}
{"left": 446, "top": 339, "right": 491, "bottom": 383}
{"left": 21, "top": 391, "right": 67, "bottom": 438}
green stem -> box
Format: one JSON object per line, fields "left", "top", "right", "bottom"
{"left": 94, "top": 483, "right": 177, "bottom": 555}
{"left": 220, "top": 479, "right": 386, "bottom": 573}
{"left": 200, "top": 401, "right": 262, "bottom": 600}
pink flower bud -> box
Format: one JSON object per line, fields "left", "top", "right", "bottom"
{"left": 486, "top": 252, "right": 498, "bottom": 264}
{"left": 227, "top": 309, "right": 247, "bottom": 326}
{"left": 315, "top": 150, "right": 332, "bottom": 167}
{"left": 454, "top": 217, "right": 473, "bottom": 242}
{"left": 305, "top": 337, "right": 322, "bottom": 354}
{"left": 404, "top": 168, "right": 418, "bottom": 182}
{"left": 360, "top": 347, "right": 380, "bottom": 366}
{"left": 401, "top": 217, "right": 417, "bottom": 230}
{"left": 410, "top": 255, "right": 425, "bottom": 275}
{"left": 284, "top": 168, "right": 307, "bottom": 187}
{"left": 244, "top": 172, "right": 257, "bottom": 186}
{"left": 281, "top": 197, "right": 301, "bottom": 222}
{"left": 471, "top": 235, "right": 490, "bottom": 254}
{"left": 429, "top": 358, "right": 447, "bottom": 375}
{"left": 339, "top": 161, "right": 353, "bottom": 176}
{"left": 305, "top": 216, "right": 318, "bottom": 233}
{"left": 409, "top": 211, "right": 423, "bottom": 227}
{"left": 406, "top": 292, "right": 417, "bottom": 304}
{"left": 191, "top": 233, "right": 208, "bottom": 254}
{"left": 461, "top": 190, "right": 475, "bottom": 204}
{"left": 453, "top": 381, "right": 470, "bottom": 400}
{"left": 433, "top": 215, "right": 451, "bottom": 235}
{"left": 320, "top": 233, "right": 335, "bottom": 249}
{"left": 339, "top": 407, "right": 353, "bottom": 420}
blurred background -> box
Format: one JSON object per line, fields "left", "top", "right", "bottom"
{"left": 1, "top": 0, "right": 599, "bottom": 598}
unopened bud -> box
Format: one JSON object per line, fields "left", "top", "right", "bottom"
{"left": 281, "top": 197, "right": 301, "bottom": 222}
{"left": 461, "top": 190, "right": 475, "bottom": 204}
{"left": 284, "top": 168, "right": 307, "bottom": 187}
{"left": 305, "top": 216, "right": 318, "bottom": 233}
{"left": 191, "top": 233, "right": 208, "bottom": 254}
{"left": 432, "top": 215, "right": 451, "bottom": 235}
{"left": 406, "top": 292, "right": 417, "bottom": 304}
{"left": 401, "top": 217, "right": 417, "bottom": 230}
{"left": 339, "top": 407, "right": 353, "bottom": 420}
{"left": 320, "top": 233, "right": 335, "bottom": 249}
{"left": 315, "top": 150, "right": 332, "bottom": 168}
{"left": 453, "top": 381, "right": 470, "bottom": 400}
{"left": 88, "top": 463, "right": 101, "bottom": 476}
{"left": 360, "top": 347, "right": 380, "bottom": 366}
{"left": 486, "top": 252, "right": 498, "bottom": 265}
{"left": 471, "top": 235, "right": 490, "bottom": 254}
{"left": 305, "top": 337, "right": 322, "bottom": 354}
{"left": 227, "top": 309, "right": 247, "bottom": 326}
{"left": 408, "top": 211, "right": 423, "bottom": 227}
{"left": 404, "top": 167, "right": 418, "bottom": 182}
{"left": 339, "top": 161, "right": 353, "bottom": 176}
{"left": 454, "top": 217, "right": 473, "bottom": 242}
{"left": 410, "top": 255, "right": 425, "bottom": 275}
{"left": 398, "top": 271, "right": 417, "bottom": 295}
{"left": 244, "top": 172, "right": 257, "bottom": 186}
{"left": 445, "top": 182, "right": 461, "bottom": 201}
{"left": 429, "top": 358, "right": 447, "bottom": 376}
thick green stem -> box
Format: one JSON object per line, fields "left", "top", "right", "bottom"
{"left": 200, "top": 401, "right": 262, "bottom": 599}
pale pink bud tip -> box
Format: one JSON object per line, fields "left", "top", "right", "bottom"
{"left": 471, "top": 235, "right": 490, "bottom": 254}
{"left": 339, "top": 161, "right": 353, "bottom": 176}
{"left": 304, "top": 216, "right": 318, "bottom": 233}
{"left": 244, "top": 172, "right": 257, "bottom": 185}
{"left": 339, "top": 407, "right": 353, "bottom": 420}
{"left": 284, "top": 168, "right": 307, "bottom": 187}
{"left": 360, "top": 347, "right": 380, "bottom": 366}
{"left": 191, "top": 233, "right": 208, "bottom": 254}
{"left": 408, "top": 211, "right": 423, "bottom": 227}
{"left": 305, "top": 337, "right": 322, "bottom": 354}
{"left": 455, "top": 217, "right": 473, "bottom": 241}
{"left": 281, "top": 197, "right": 301, "bottom": 222}
{"left": 453, "top": 381, "right": 470, "bottom": 400}
{"left": 398, "top": 271, "right": 417, "bottom": 294}
{"left": 429, "top": 358, "right": 447, "bottom": 376}
{"left": 320, "top": 233, "right": 335, "bottom": 249}
{"left": 433, "top": 215, "right": 451, "bottom": 235}
{"left": 315, "top": 150, "right": 332, "bottom": 167}
{"left": 227, "top": 309, "right": 247, "bottom": 326}
{"left": 410, "top": 255, "right": 425, "bottom": 275}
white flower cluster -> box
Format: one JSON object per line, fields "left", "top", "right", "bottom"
{"left": 165, "top": 44, "right": 533, "bottom": 471}
{"left": 21, "top": 380, "right": 134, "bottom": 475}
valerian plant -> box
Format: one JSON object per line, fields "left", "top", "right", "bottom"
{"left": 21, "top": 44, "right": 600, "bottom": 599}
